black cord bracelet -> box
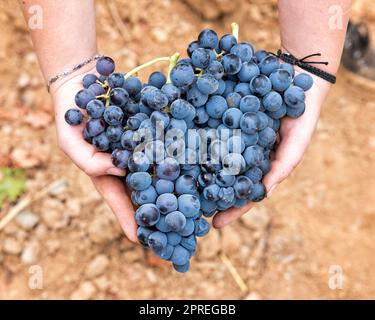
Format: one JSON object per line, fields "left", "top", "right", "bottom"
{"left": 269, "top": 49, "right": 336, "bottom": 84}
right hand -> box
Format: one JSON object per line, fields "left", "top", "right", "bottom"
{"left": 50, "top": 67, "right": 138, "bottom": 243}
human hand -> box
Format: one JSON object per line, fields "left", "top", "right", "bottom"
{"left": 51, "top": 67, "right": 138, "bottom": 242}
{"left": 213, "top": 73, "right": 332, "bottom": 228}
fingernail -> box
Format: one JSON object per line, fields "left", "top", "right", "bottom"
{"left": 267, "top": 184, "right": 279, "bottom": 198}
{"left": 106, "top": 167, "right": 126, "bottom": 176}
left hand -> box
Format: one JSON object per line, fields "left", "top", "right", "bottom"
{"left": 213, "top": 73, "right": 331, "bottom": 228}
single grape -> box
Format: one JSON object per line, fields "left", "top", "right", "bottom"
{"left": 219, "top": 34, "right": 237, "bottom": 52}
{"left": 233, "top": 175, "right": 254, "bottom": 199}
{"left": 110, "top": 87, "right": 129, "bottom": 107}
{"left": 165, "top": 211, "right": 186, "bottom": 232}
{"left": 108, "top": 72, "right": 124, "bottom": 88}
{"left": 191, "top": 48, "right": 211, "bottom": 69}
{"left": 111, "top": 149, "right": 130, "bottom": 169}
{"left": 148, "top": 231, "right": 167, "bottom": 252}
{"left": 178, "top": 194, "right": 200, "bottom": 218}
{"left": 259, "top": 55, "right": 280, "bottom": 75}
{"left": 238, "top": 61, "right": 260, "bottom": 82}
{"left": 92, "top": 132, "right": 110, "bottom": 151}
{"left": 269, "top": 69, "right": 292, "bottom": 92}
{"left": 196, "top": 74, "right": 219, "bottom": 95}
{"left": 284, "top": 86, "right": 305, "bottom": 107}
{"left": 106, "top": 125, "right": 123, "bottom": 142}
{"left": 128, "top": 152, "right": 150, "bottom": 172}
{"left": 175, "top": 175, "right": 197, "bottom": 195}
{"left": 123, "top": 76, "right": 142, "bottom": 97}
{"left": 82, "top": 74, "right": 98, "bottom": 88}
{"left": 86, "top": 99, "right": 105, "bottom": 119}
{"left": 187, "top": 40, "right": 199, "bottom": 57}
{"left": 206, "top": 95, "right": 228, "bottom": 119}
{"left": 249, "top": 74, "right": 272, "bottom": 96}
{"left": 198, "top": 28, "right": 219, "bottom": 49}
{"left": 96, "top": 56, "right": 115, "bottom": 76}
{"left": 103, "top": 105, "right": 124, "bottom": 126}
{"left": 161, "top": 83, "right": 181, "bottom": 104}
{"left": 148, "top": 71, "right": 166, "bottom": 89}
{"left": 156, "top": 193, "right": 178, "bottom": 214}
{"left": 64, "top": 109, "right": 83, "bottom": 125}
{"left": 222, "top": 53, "right": 242, "bottom": 75}
{"left": 293, "top": 73, "right": 313, "bottom": 91}
{"left": 85, "top": 118, "right": 105, "bottom": 137}
{"left": 170, "top": 63, "right": 195, "bottom": 87}
{"left": 167, "top": 232, "right": 182, "bottom": 246}
{"left": 258, "top": 127, "right": 277, "bottom": 148}
{"left": 230, "top": 42, "right": 254, "bottom": 62}
{"left": 187, "top": 85, "right": 208, "bottom": 107}
{"left": 253, "top": 50, "right": 268, "bottom": 63}
{"left": 155, "top": 179, "right": 174, "bottom": 194}
{"left": 263, "top": 91, "right": 283, "bottom": 112}
{"left": 133, "top": 186, "right": 158, "bottom": 205}
{"left": 171, "top": 245, "right": 190, "bottom": 266}
{"left": 75, "top": 89, "right": 95, "bottom": 109}
{"left": 286, "top": 103, "right": 306, "bottom": 118}
{"left": 222, "top": 107, "right": 243, "bottom": 129}
{"left": 127, "top": 172, "right": 152, "bottom": 191}
{"left": 173, "top": 261, "right": 190, "bottom": 273}
{"left": 156, "top": 157, "right": 180, "bottom": 181}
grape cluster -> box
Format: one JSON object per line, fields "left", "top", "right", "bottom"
{"left": 64, "top": 24, "right": 313, "bottom": 273}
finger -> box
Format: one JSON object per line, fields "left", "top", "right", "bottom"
{"left": 58, "top": 120, "right": 125, "bottom": 177}
{"left": 91, "top": 175, "right": 138, "bottom": 243}
{"left": 213, "top": 201, "right": 255, "bottom": 229}
{"left": 264, "top": 111, "right": 317, "bottom": 196}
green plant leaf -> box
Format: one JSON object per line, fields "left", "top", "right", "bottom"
{"left": 0, "top": 167, "right": 27, "bottom": 208}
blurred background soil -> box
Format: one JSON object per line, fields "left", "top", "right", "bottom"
{"left": 0, "top": 0, "right": 375, "bottom": 299}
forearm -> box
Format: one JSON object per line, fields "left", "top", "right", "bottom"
{"left": 278, "top": 0, "right": 352, "bottom": 76}
{"left": 19, "top": 0, "right": 97, "bottom": 83}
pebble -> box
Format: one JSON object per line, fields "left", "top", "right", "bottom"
{"left": 41, "top": 198, "right": 70, "bottom": 229}
{"left": 87, "top": 210, "right": 122, "bottom": 244}
{"left": 85, "top": 255, "right": 109, "bottom": 278}
{"left": 15, "top": 211, "right": 39, "bottom": 230}
{"left": 70, "top": 281, "right": 97, "bottom": 300}
{"left": 244, "top": 291, "right": 261, "bottom": 300}
{"left": 241, "top": 205, "right": 270, "bottom": 230}
{"left": 21, "top": 242, "right": 40, "bottom": 265}
{"left": 3, "top": 238, "right": 22, "bottom": 255}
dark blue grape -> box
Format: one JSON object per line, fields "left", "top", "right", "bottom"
{"left": 123, "top": 76, "right": 142, "bottom": 97}
{"left": 165, "top": 211, "right": 186, "bottom": 232}
{"left": 170, "top": 63, "right": 195, "bottom": 87}
{"left": 86, "top": 99, "right": 105, "bottom": 119}
{"left": 82, "top": 74, "right": 98, "bottom": 88}
{"left": 249, "top": 74, "right": 272, "bottom": 96}
{"left": 111, "top": 149, "right": 130, "bottom": 169}
{"left": 233, "top": 175, "right": 254, "bottom": 199}
{"left": 75, "top": 89, "right": 95, "bottom": 109}
{"left": 108, "top": 72, "right": 124, "bottom": 88}
{"left": 65, "top": 109, "right": 83, "bottom": 125}
{"left": 198, "top": 29, "right": 218, "bottom": 49}
{"left": 197, "top": 74, "right": 219, "bottom": 95}
{"left": 110, "top": 87, "right": 129, "bottom": 107}
{"left": 259, "top": 56, "right": 280, "bottom": 75}
{"left": 148, "top": 71, "right": 167, "bottom": 89}
{"left": 191, "top": 48, "right": 211, "bottom": 69}
{"left": 187, "top": 40, "right": 199, "bottom": 57}
{"left": 96, "top": 56, "right": 115, "bottom": 76}
{"left": 86, "top": 118, "right": 105, "bottom": 137}
{"left": 269, "top": 69, "right": 292, "bottom": 92}
{"left": 103, "top": 105, "right": 124, "bottom": 126}
{"left": 222, "top": 53, "right": 242, "bottom": 75}
{"left": 219, "top": 34, "right": 237, "bottom": 52}
{"left": 238, "top": 61, "right": 260, "bottom": 82}
{"left": 293, "top": 73, "right": 313, "bottom": 91}
{"left": 92, "top": 132, "right": 110, "bottom": 151}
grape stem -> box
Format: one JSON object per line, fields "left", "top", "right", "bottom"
{"left": 231, "top": 22, "right": 239, "bottom": 41}
{"left": 124, "top": 52, "right": 180, "bottom": 80}
{"left": 166, "top": 52, "right": 181, "bottom": 83}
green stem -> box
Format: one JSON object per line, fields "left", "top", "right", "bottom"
{"left": 166, "top": 52, "right": 181, "bottom": 83}
{"left": 231, "top": 22, "right": 239, "bottom": 41}
{"left": 124, "top": 56, "right": 171, "bottom": 80}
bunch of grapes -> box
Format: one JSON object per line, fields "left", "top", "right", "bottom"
{"left": 65, "top": 23, "right": 313, "bottom": 273}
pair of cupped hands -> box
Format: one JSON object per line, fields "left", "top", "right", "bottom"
{"left": 52, "top": 62, "right": 330, "bottom": 243}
